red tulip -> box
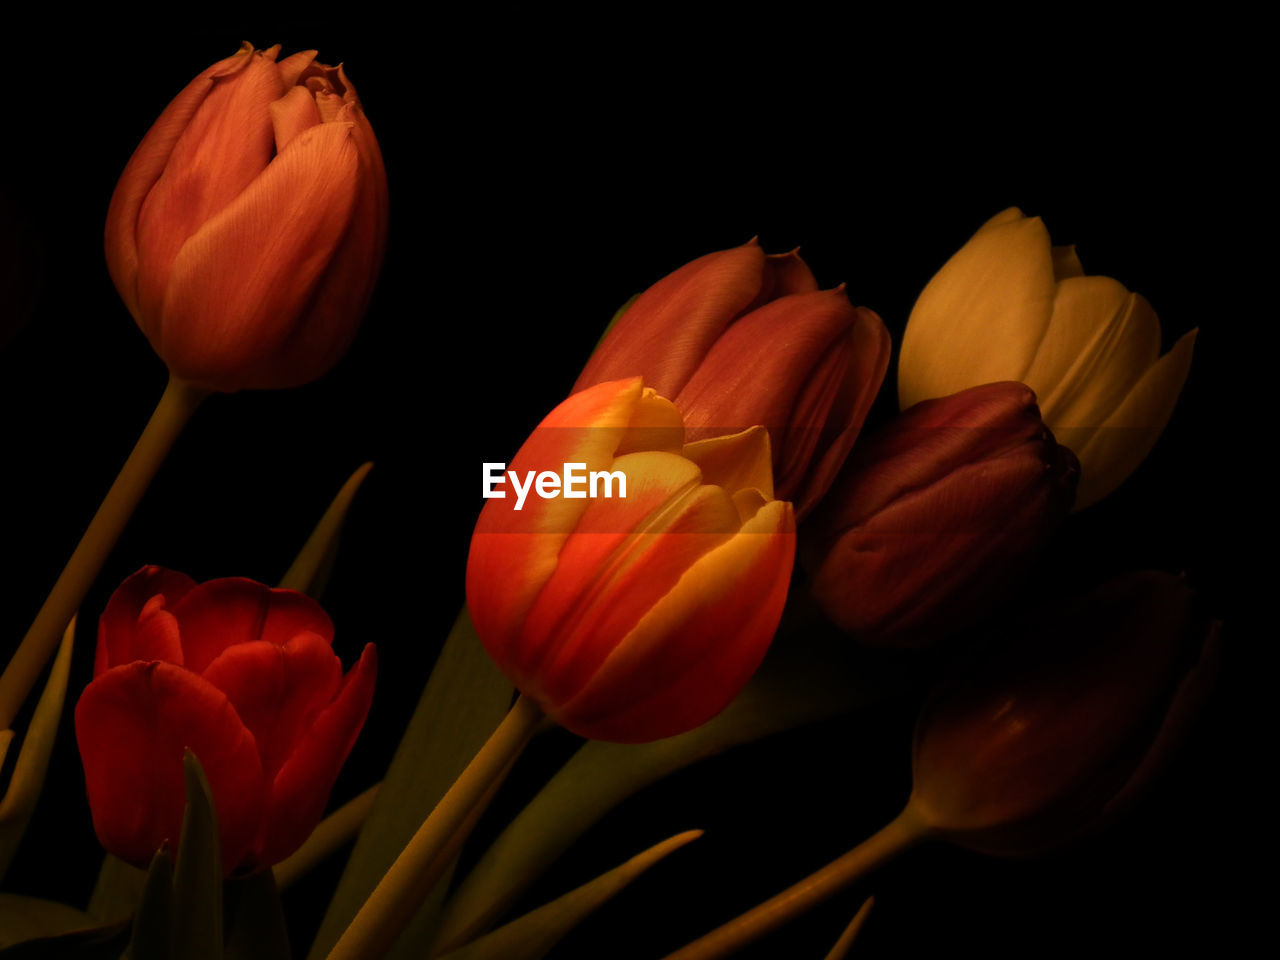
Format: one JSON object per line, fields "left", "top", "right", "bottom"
{"left": 911, "top": 571, "right": 1217, "bottom": 856}
{"left": 467, "top": 377, "right": 795, "bottom": 742}
{"left": 75, "top": 567, "right": 376, "bottom": 872}
{"left": 574, "top": 242, "right": 890, "bottom": 518}
{"left": 104, "top": 42, "right": 388, "bottom": 392}
{"left": 804, "top": 382, "right": 1078, "bottom": 647}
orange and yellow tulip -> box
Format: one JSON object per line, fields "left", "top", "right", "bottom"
{"left": 467, "top": 377, "right": 796, "bottom": 742}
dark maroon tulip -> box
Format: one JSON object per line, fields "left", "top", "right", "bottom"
{"left": 574, "top": 241, "right": 890, "bottom": 517}
{"left": 911, "top": 571, "right": 1218, "bottom": 856}
{"left": 804, "top": 381, "right": 1078, "bottom": 647}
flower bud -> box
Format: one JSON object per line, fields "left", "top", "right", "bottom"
{"left": 803, "top": 382, "right": 1077, "bottom": 647}
{"left": 898, "top": 208, "right": 1195, "bottom": 508}
{"left": 75, "top": 567, "right": 376, "bottom": 872}
{"left": 910, "top": 571, "right": 1216, "bottom": 856}
{"left": 466, "top": 377, "right": 795, "bottom": 742}
{"left": 105, "top": 42, "right": 388, "bottom": 392}
{"left": 575, "top": 242, "right": 890, "bottom": 518}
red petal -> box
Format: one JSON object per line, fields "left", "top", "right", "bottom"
{"left": 95, "top": 566, "right": 197, "bottom": 675}
{"left": 573, "top": 243, "right": 767, "bottom": 399}
{"left": 74, "top": 662, "right": 265, "bottom": 871}
{"left": 105, "top": 43, "right": 256, "bottom": 324}
{"left": 169, "top": 578, "right": 334, "bottom": 674}
{"left": 201, "top": 633, "right": 342, "bottom": 778}
{"left": 156, "top": 121, "right": 360, "bottom": 390}
{"left": 257, "top": 644, "right": 376, "bottom": 865}
{"left": 135, "top": 47, "right": 286, "bottom": 328}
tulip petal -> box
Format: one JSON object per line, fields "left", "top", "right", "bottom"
{"left": 675, "top": 288, "right": 874, "bottom": 513}
{"left": 1052, "top": 245, "right": 1084, "bottom": 280}
{"left": 811, "top": 447, "right": 1074, "bottom": 644}
{"left": 1073, "top": 328, "right": 1197, "bottom": 509}
{"left": 276, "top": 50, "right": 319, "bottom": 88}
{"left": 574, "top": 244, "right": 769, "bottom": 398}
{"left": 899, "top": 209, "right": 1056, "bottom": 408}
{"left": 762, "top": 250, "right": 820, "bottom": 299}
{"left": 468, "top": 379, "right": 646, "bottom": 656}
{"left": 263, "top": 100, "right": 389, "bottom": 388}
{"left": 96, "top": 566, "right": 197, "bottom": 675}
{"left": 258, "top": 644, "right": 376, "bottom": 866}
{"left": 104, "top": 43, "right": 256, "bottom": 322}
{"left": 818, "top": 382, "right": 1046, "bottom": 532}
{"left": 522, "top": 458, "right": 744, "bottom": 707}
{"left": 135, "top": 47, "right": 287, "bottom": 327}
{"left": 169, "top": 578, "right": 334, "bottom": 674}
{"left": 1027, "top": 279, "right": 1160, "bottom": 430}
{"left": 270, "top": 86, "right": 322, "bottom": 153}
{"left": 200, "top": 634, "right": 342, "bottom": 778}
{"left": 74, "top": 662, "right": 265, "bottom": 870}
{"left": 156, "top": 120, "right": 359, "bottom": 390}
{"left": 791, "top": 306, "right": 891, "bottom": 516}
{"left": 683, "top": 425, "right": 774, "bottom": 500}
{"left": 556, "top": 500, "right": 795, "bottom": 742}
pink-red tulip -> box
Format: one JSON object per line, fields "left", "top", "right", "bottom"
{"left": 911, "top": 571, "right": 1216, "bottom": 856}
{"left": 467, "top": 377, "right": 795, "bottom": 742}
{"left": 75, "top": 567, "right": 376, "bottom": 872}
{"left": 105, "top": 42, "right": 388, "bottom": 392}
{"left": 804, "top": 382, "right": 1078, "bottom": 647}
{"left": 574, "top": 242, "right": 890, "bottom": 518}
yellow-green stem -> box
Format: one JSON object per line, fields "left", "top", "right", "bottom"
{"left": 661, "top": 805, "right": 933, "bottom": 960}
{"left": 325, "top": 695, "right": 543, "bottom": 960}
{"left": 0, "top": 375, "right": 207, "bottom": 728}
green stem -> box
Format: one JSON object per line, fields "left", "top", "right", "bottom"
{"left": 325, "top": 695, "right": 543, "bottom": 960}
{"left": 0, "top": 375, "right": 207, "bottom": 728}
{"left": 661, "top": 804, "right": 933, "bottom": 960}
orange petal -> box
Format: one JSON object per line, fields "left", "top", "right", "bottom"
{"left": 157, "top": 121, "right": 359, "bottom": 390}
{"left": 104, "top": 43, "right": 256, "bottom": 325}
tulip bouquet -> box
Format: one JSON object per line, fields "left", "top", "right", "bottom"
{"left": 0, "top": 33, "right": 1227, "bottom": 960}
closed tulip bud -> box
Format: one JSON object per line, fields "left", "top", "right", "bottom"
{"left": 803, "top": 382, "right": 1077, "bottom": 647}
{"left": 910, "top": 571, "right": 1216, "bottom": 856}
{"left": 105, "top": 42, "right": 388, "bottom": 392}
{"left": 467, "top": 377, "right": 795, "bottom": 742}
{"left": 575, "top": 242, "right": 890, "bottom": 518}
{"left": 898, "top": 208, "right": 1195, "bottom": 509}
{"left": 75, "top": 567, "right": 377, "bottom": 873}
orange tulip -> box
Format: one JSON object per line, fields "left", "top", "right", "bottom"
{"left": 104, "top": 42, "right": 388, "bottom": 392}
{"left": 466, "top": 377, "right": 796, "bottom": 742}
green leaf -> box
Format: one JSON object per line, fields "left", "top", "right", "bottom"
{"left": 274, "top": 783, "right": 379, "bottom": 890}
{"left": 0, "top": 916, "right": 129, "bottom": 959}
{"left": 87, "top": 854, "right": 148, "bottom": 923}
{"left": 124, "top": 847, "right": 173, "bottom": 960}
{"left": 225, "top": 870, "right": 290, "bottom": 960}
{"left": 438, "top": 830, "right": 702, "bottom": 960}
{"left": 279, "top": 462, "right": 374, "bottom": 597}
{"left": 824, "top": 897, "right": 875, "bottom": 960}
{"left": 171, "top": 751, "right": 221, "bottom": 960}
{"left": 0, "top": 894, "right": 103, "bottom": 948}
{"left": 0, "top": 616, "right": 75, "bottom": 879}
{"left": 432, "top": 632, "right": 905, "bottom": 954}
{"left": 307, "top": 608, "right": 512, "bottom": 960}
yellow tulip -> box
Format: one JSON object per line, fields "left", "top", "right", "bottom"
{"left": 898, "top": 208, "right": 1196, "bottom": 508}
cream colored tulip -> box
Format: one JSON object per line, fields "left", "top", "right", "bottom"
{"left": 899, "top": 208, "right": 1196, "bottom": 509}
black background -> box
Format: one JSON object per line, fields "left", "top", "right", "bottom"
{"left": 1, "top": 17, "right": 1255, "bottom": 960}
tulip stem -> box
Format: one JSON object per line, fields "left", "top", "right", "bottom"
{"left": 325, "top": 694, "right": 543, "bottom": 960}
{"left": 0, "top": 375, "right": 208, "bottom": 729}
{"left": 659, "top": 804, "right": 933, "bottom": 960}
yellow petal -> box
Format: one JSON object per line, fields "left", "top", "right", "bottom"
{"left": 1073, "top": 328, "right": 1197, "bottom": 509}
{"left": 1027, "top": 279, "right": 1160, "bottom": 430}
{"left": 899, "top": 210, "right": 1055, "bottom": 408}
{"left": 1051, "top": 244, "right": 1084, "bottom": 280}
{"left": 682, "top": 425, "right": 774, "bottom": 500}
